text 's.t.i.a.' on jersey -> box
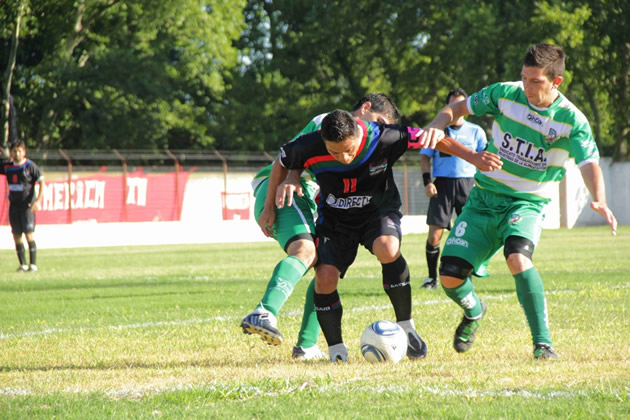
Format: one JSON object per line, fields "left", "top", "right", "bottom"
{"left": 278, "top": 120, "right": 423, "bottom": 225}
{"left": 468, "top": 81, "right": 599, "bottom": 203}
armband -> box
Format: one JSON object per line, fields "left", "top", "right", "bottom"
{"left": 422, "top": 173, "right": 432, "bottom": 186}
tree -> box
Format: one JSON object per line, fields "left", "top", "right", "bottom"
{"left": 4, "top": 0, "right": 246, "bottom": 149}
{"left": 1, "top": 0, "right": 26, "bottom": 148}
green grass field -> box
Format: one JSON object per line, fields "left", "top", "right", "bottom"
{"left": 0, "top": 226, "right": 628, "bottom": 419}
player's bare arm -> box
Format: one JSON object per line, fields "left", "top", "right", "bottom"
{"left": 434, "top": 137, "right": 502, "bottom": 172}
{"left": 579, "top": 162, "right": 618, "bottom": 235}
{"left": 257, "top": 158, "right": 287, "bottom": 237}
{"left": 422, "top": 99, "right": 471, "bottom": 146}
{"left": 30, "top": 179, "right": 45, "bottom": 212}
{"left": 420, "top": 154, "right": 437, "bottom": 197}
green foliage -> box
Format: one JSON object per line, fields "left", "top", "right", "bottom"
{"left": 3, "top": 0, "right": 246, "bottom": 149}
{"left": 2, "top": 0, "right": 629, "bottom": 158}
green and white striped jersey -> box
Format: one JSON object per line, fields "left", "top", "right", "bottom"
{"left": 251, "top": 113, "right": 326, "bottom": 195}
{"left": 468, "top": 81, "right": 599, "bottom": 203}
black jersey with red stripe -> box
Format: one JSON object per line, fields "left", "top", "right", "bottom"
{"left": 279, "top": 119, "right": 423, "bottom": 225}
{"left": 0, "top": 159, "right": 43, "bottom": 206}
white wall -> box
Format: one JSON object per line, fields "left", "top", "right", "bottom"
{"left": 0, "top": 159, "right": 626, "bottom": 250}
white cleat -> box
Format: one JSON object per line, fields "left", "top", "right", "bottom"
{"left": 328, "top": 343, "right": 348, "bottom": 363}
{"left": 292, "top": 345, "right": 328, "bottom": 360}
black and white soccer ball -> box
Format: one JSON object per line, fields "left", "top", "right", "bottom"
{"left": 360, "top": 320, "right": 408, "bottom": 363}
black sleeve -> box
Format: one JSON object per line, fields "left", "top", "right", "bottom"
{"left": 278, "top": 131, "right": 321, "bottom": 170}
{"left": 379, "top": 124, "right": 419, "bottom": 158}
{"left": 29, "top": 162, "right": 42, "bottom": 183}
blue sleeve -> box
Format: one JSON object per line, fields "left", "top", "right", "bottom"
{"left": 475, "top": 127, "right": 488, "bottom": 152}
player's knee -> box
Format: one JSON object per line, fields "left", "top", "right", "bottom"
{"left": 315, "top": 264, "right": 340, "bottom": 294}
{"left": 287, "top": 238, "right": 317, "bottom": 267}
{"left": 372, "top": 236, "right": 400, "bottom": 263}
{"left": 503, "top": 236, "right": 534, "bottom": 260}
{"left": 439, "top": 256, "right": 473, "bottom": 280}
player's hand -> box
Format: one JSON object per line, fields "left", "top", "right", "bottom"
{"left": 30, "top": 202, "right": 40, "bottom": 212}
{"left": 590, "top": 201, "right": 618, "bottom": 236}
{"left": 419, "top": 128, "right": 445, "bottom": 149}
{"left": 275, "top": 179, "right": 302, "bottom": 208}
{"left": 472, "top": 151, "right": 503, "bottom": 172}
{"left": 424, "top": 183, "right": 437, "bottom": 198}
{"left": 257, "top": 206, "right": 276, "bottom": 237}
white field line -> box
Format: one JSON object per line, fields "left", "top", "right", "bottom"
{"left": 2, "top": 285, "right": 629, "bottom": 340}
{"left": 0, "top": 382, "right": 626, "bottom": 400}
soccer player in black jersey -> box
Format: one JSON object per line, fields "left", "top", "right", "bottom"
{"left": 275, "top": 110, "right": 502, "bottom": 362}
{"left": 1, "top": 141, "right": 45, "bottom": 272}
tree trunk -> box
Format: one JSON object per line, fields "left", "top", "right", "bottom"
{"left": 2, "top": 0, "right": 26, "bottom": 149}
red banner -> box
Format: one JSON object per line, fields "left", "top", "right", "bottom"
{"left": 0, "top": 169, "right": 189, "bottom": 224}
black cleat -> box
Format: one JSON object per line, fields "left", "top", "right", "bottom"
{"left": 534, "top": 343, "right": 558, "bottom": 360}
{"left": 406, "top": 329, "right": 428, "bottom": 359}
{"left": 453, "top": 300, "right": 487, "bottom": 353}
{"left": 421, "top": 277, "right": 438, "bottom": 289}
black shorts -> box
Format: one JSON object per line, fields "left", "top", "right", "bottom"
{"left": 426, "top": 177, "right": 474, "bottom": 229}
{"left": 315, "top": 210, "right": 402, "bottom": 278}
{"left": 9, "top": 204, "right": 36, "bottom": 236}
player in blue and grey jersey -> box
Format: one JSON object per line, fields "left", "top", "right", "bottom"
{"left": 420, "top": 88, "right": 488, "bottom": 289}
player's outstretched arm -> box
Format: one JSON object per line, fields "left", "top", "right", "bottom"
{"left": 435, "top": 137, "right": 503, "bottom": 172}
{"left": 422, "top": 99, "right": 471, "bottom": 146}
{"left": 580, "top": 162, "right": 618, "bottom": 236}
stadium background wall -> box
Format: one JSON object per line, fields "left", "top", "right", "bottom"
{"left": 0, "top": 158, "right": 626, "bottom": 250}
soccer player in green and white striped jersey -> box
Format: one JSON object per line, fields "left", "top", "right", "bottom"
{"left": 422, "top": 43, "right": 618, "bottom": 360}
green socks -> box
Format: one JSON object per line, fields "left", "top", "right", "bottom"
{"left": 442, "top": 277, "right": 484, "bottom": 319}
{"left": 258, "top": 256, "right": 308, "bottom": 316}
{"left": 514, "top": 267, "right": 552, "bottom": 346}
{"left": 296, "top": 277, "right": 320, "bottom": 348}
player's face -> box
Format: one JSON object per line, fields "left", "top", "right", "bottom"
{"left": 10, "top": 146, "right": 26, "bottom": 163}
{"left": 362, "top": 111, "right": 393, "bottom": 125}
{"left": 324, "top": 131, "right": 362, "bottom": 164}
{"left": 521, "top": 65, "right": 561, "bottom": 108}
{"left": 356, "top": 102, "right": 394, "bottom": 125}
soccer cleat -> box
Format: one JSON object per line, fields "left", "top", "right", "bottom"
{"left": 421, "top": 277, "right": 438, "bottom": 289}
{"left": 328, "top": 343, "right": 348, "bottom": 363}
{"left": 453, "top": 300, "right": 487, "bottom": 353}
{"left": 240, "top": 308, "right": 284, "bottom": 346}
{"left": 405, "top": 328, "right": 428, "bottom": 359}
{"left": 292, "top": 345, "right": 328, "bottom": 360}
{"left": 28, "top": 264, "right": 38, "bottom": 272}
{"left": 16, "top": 265, "right": 29, "bottom": 272}
{"left": 534, "top": 343, "right": 558, "bottom": 360}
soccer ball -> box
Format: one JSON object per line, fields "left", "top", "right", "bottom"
{"left": 360, "top": 320, "right": 408, "bottom": 363}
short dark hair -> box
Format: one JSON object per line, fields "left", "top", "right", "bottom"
{"left": 321, "top": 110, "right": 359, "bottom": 143}
{"left": 446, "top": 88, "right": 467, "bottom": 104}
{"left": 523, "top": 43, "right": 565, "bottom": 80}
{"left": 9, "top": 140, "right": 26, "bottom": 151}
{"left": 351, "top": 92, "right": 402, "bottom": 123}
